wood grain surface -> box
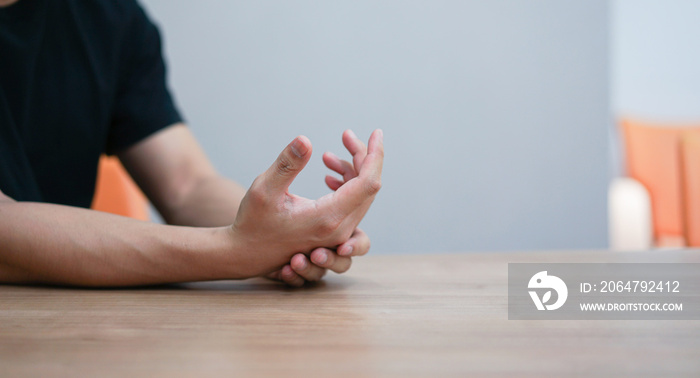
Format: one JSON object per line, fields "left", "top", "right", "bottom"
{"left": 1, "top": 250, "right": 699, "bottom": 377}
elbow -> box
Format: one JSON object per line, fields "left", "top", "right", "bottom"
{"left": 0, "top": 189, "right": 15, "bottom": 203}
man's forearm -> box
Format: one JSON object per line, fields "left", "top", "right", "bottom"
{"left": 160, "top": 175, "right": 246, "bottom": 227}
{"left": 116, "top": 124, "right": 247, "bottom": 228}
{"left": 0, "top": 201, "right": 238, "bottom": 286}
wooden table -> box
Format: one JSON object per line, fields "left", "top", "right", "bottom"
{"left": 1, "top": 250, "right": 699, "bottom": 376}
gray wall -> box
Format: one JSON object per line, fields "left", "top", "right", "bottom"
{"left": 612, "top": 0, "right": 700, "bottom": 121}
{"left": 140, "top": 0, "right": 609, "bottom": 254}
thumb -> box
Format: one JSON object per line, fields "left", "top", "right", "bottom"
{"left": 261, "top": 136, "right": 312, "bottom": 194}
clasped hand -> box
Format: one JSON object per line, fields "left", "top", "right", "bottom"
{"left": 229, "top": 129, "right": 383, "bottom": 286}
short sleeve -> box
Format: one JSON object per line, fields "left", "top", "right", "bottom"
{"left": 106, "top": 3, "right": 183, "bottom": 154}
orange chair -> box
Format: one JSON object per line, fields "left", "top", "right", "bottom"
{"left": 91, "top": 155, "right": 150, "bottom": 221}
{"left": 612, "top": 119, "right": 700, "bottom": 248}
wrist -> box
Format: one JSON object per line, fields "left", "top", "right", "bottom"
{"left": 200, "top": 226, "right": 251, "bottom": 280}
{"left": 152, "top": 225, "right": 249, "bottom": 283}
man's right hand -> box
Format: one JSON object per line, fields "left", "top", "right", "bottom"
{"left": 227, "top": 130, "right": 383, "bottom": 278}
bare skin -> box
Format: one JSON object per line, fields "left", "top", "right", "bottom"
{"left": 0, "top": 125, "right": 383, "bottom": 286}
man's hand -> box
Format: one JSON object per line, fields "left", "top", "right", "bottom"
{"left": 228, "top": 130, "right": 383, "bottom": 279}
{"left": 269, "top": 130, "right": 375, "bottom": 286}
{"left": 268, "top": 228, "right": 370, "bottom": 287}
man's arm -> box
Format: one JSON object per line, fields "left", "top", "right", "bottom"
{"left": 118, "top": 123, "right": 246, "bottom": 227}
{"left": 0, "top": 193, "right": 234, "bottom": 286}
{"left": 0, "top": 129, "right": 383, "bottom": 286}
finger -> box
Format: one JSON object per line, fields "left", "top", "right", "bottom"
{"left": 327, "top": 129, "right": 383, "bottom": 216}
{"left": 260, "top": 136, "right": 312, "bottom": 194}
{"left": 266, "top": 269, "right": 283, "bottom": 281}
{"left": 325, "top": 175, "right": 344, "bottom": 191}
{"left": 310, "top": 248, "right": 352, "bottom": 274}
{"left": 290, "top": 253, "right": 327, "bottom": 282}
{"left": 279, "top": 264, "right": 306, "bottom": 287}
{"left": 322, "top": 152, "right": 356, "bottom": 182}
{"left": 343, "top": 130, "right": 368, "bottom": 172}
{"left": 322, "top": 151, "right": 345, "bottom": 175}
{"left": 337, "top": 228, "right": 371, "bottom": 257}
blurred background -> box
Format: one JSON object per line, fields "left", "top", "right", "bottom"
{"left": 136, "top": 0, "right": 700, "bottom": 254}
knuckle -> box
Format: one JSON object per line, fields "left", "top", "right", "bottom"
{"left": 247, "top": 178, "right": 268, "bottom": 205}
{"left": 326, "top": 227, "right": 353, "bottom": 248}
{"left": 364, "top": 178, "right": 382, "bottom": 196}
{"left": 316, "top": 216, "right": 341, "bottom": 237}
{"left": 309, "top": 268, "right": 326, "bottom": 282}
{"left": 360, "top": 238, "right": 371, "bottom": 255}
{"left": 337, "top": 259, "right": 352, "bottom": 274}
{"left": 276, "top": 155, "right": 297, "bottom": 176}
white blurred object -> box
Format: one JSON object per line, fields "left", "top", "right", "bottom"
{"left": 608, "top": 177, "right": 653, "bottom": 251}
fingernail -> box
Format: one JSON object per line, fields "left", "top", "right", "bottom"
{"left": 377, "top": 129, "right": 384, "bottom": 140}
{"left": 315, "top": 251, "right": 328, "bottom": 265}
{"left": 348, "top": 129, "right": 358, "bottom": 140}
{"left": 340, "top": 246, "right": 353, "bottom": 256}
{"left": 291, "top": 137, "right": 308, "bottom": 158}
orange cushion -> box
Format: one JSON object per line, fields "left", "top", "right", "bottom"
{"left": 91, "top": 155, "right": 149, "bottom": 221}
{"left": 681, "top": 131, "right": 700, "bottom": 247}
{"left": 621, "top": 119, "right": 700, "bottom": 246}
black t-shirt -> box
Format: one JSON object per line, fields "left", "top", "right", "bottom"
{"left": 0, "top": 0, "right": 182, "bottom": 207}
